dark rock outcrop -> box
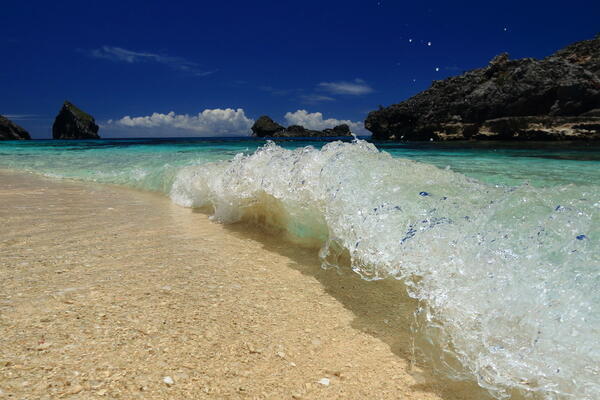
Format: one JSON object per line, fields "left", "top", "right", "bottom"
{"left": 0, "top": 115, "right": 31, "bottom": 140}
{"left": 251, "top": 115, "right": 286, "bottom": 137}
{"left": 283, "top": 125, "right": 322, "bottom": 137}
{"left": 365, "top": 35, "right": 600, "bottom": 141}
{"left": 552, "top": 33, "right": 600, "bottom": 76}
{"left": 52, "top": 101, "right": 100, "bottom": 139}
{"left": 251, "top": 117, "right": 352, "bottom": 138}
{"left": 323, "top": 124, "right": 351, "bottom": 136}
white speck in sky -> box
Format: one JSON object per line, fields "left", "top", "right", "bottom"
{"left": 408, "top": 38, "right": 413, "bottom": 43}
{"left": 427, "top": 41, "right": 432, "bottom": 46}
{"left": 435, "top": 67, "right": 439, "bottom": 72}
{"left": 503, "top": 27, "right": 508, "bottom": 31}
{"left": 412, "top": 78, "right": 416, "bottom": 82}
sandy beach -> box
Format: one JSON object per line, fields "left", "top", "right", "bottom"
{"left": 0, "top": 170, "right": 487, "bottom": 399}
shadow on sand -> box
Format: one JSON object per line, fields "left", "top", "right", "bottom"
{"left": 213, "top": 219, "right": 500, "bottom": 400}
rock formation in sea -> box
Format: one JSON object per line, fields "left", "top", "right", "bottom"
{"left": 251, "top": 115, "right": 352, "bottom": 137}
{"left": 365, "top": 34, "right": 600, "bottom": 141}
{"left": 0, "top": 115, "right": 31, "bottom": 140}
{"left": 52, "top": 101, "right": 100, "bottom": 139}
{"left": 322, "top": 124, "right": 352, "bottom": 136}
{"left": 252, "top": 116, "right": 286, "bottom": 136}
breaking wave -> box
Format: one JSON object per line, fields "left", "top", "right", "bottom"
{"left": 1, "top": 139, "right": 598, "bottom": 398}
{"left": 170, "top": 140, "right": 599, "bottom": 399}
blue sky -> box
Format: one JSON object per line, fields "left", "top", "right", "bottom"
{"left": 1, "top": 0, "right": 598, "bottom": 138}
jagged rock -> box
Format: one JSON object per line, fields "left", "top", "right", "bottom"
{"left": 284, "top": 125, "right": 323, "bottom": 137}
{"left": 365, "top": 35, "right": 600, "bottom": 141}
{"left": 251, "top": 116, "right": 285, "bottom": 137}
{"left": 0, "top": 115, "right": 31, "bottom": 140}
{"left": 322, "top": 124, "right": 351, "bottom": 136}
{"left": 552, "top": 33, "right": 600, "bottom": 76}
{"left": 251, "top": 117, "right": 352, "bottom": 137}
{"left": 430, "top": 116, "right": 600, "bottom": 141}
{"left": 258, "top": 124, "right": 324, "bottom": 137}
{"left": 52, "top": 101, "right": 100, "bottom": 139}
{"left": 489, "top": 52, "right": 510, "bottom": 66}
{"left": 581, "top": 108, "right": 600, "bottom": 117}
{"left": 479, "top": 116, "right": 600, "bottom": 140}
{"left": 285, "top": 125, "right": 310, "bottom": 135}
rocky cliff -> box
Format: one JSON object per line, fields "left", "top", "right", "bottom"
{"left": 365, "top": 35, "right": 600, "bottom": 141}
{"left": 251, "top": 115, "right": 352, "bottom": 137}
{"left": 52, "top": 101, "right": 100, "bottom": 139}
{"left": 0, "top": 115, "right": 31, "bottom": 140}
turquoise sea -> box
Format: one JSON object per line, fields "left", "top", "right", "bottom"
{"left": 1, "top": 137, "right": 599, "bottom": 399}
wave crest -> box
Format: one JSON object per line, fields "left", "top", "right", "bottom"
{"left": 170, "top": 140, "right": 600, "bottom": 399}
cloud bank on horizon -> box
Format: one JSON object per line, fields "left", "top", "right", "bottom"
{"left": 109, "top": 109, "right": 367, "bottom": 137}
{"left": 284, "top": 110, "right": 366, "bottom": 133}
{"left": 111, "top": 109, "right": 254, "bottom": 136}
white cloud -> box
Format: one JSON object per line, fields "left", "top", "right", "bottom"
{"left": 299, "top": 94, "right": 336, "bottom": 104}
{"left": 113, "top": 108, "right": 254, "bottom": 136}
{"left": 317, "top": 79, "right": 373, "bottom": 95}
{"left": 89, "top": 46, "right": 215, "bottom": 76}
{"left": 3, "top": 114, "right": 42, "bottom": 121}
{"left": 107, "top": 108, "right": 369, "bottom": 137}
{"left": 284, "top": 110, "right": 367, "bottom": 134}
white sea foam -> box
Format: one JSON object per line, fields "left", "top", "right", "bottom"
{"left": 171, "top": 141, "right": 599, "bottom": 399}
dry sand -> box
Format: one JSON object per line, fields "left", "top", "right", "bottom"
{"left": 0, "top": 170, "right": 488, "bottom": 399}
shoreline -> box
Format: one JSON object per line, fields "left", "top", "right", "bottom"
{"left": 0, "top": 170, "right": 488, "bottom": 399}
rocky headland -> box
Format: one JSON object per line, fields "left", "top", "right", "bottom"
{"left": 365, "top": 35, "right": 600, "bottom": 141}
{"left": 0, "top": 115, "right": 31, "bottom": 140}
{"left": 251, "top": 115, "right": 352, "bottom": 137}
{"left": 52, "top": 101, "right": 100, "bottom": 139}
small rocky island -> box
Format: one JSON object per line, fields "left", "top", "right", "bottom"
{"left": 0, "top": 115, "right": 31, "bottom": 140}
{"left": 251, "top": 115, "right": 352, "bottom": 137}
{"left": 365, "top": 34, "right": 600, "bottom": 141}
{"left": 52, "top": 101, "right": 100, "bottom": 139}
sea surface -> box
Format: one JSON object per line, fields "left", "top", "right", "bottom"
{"left": 1, "top": 137, "right": 599, "bottom": 399}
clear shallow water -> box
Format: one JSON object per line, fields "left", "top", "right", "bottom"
{"left": 2, "top": 138, "right": 600, "bottom": 187}
{"left": 1, "top": 137, "right": 599, "bottom": 399}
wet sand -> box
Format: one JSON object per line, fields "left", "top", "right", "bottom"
{"left": 0, "top": 170, "right": 488, "bottom": 399}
